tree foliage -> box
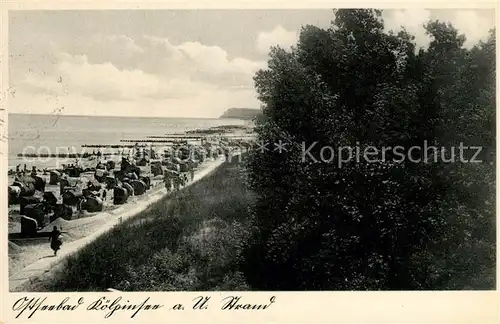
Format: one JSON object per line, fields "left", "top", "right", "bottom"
{"left": 243, "top": 9, "right": 495, "bottom": 290}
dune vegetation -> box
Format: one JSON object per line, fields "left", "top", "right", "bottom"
{"left": 26, "top": 156, "right": 254, "bottom": 291}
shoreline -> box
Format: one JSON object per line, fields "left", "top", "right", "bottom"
{"left": 9, "top": 156, "right": 227, "bottom": 292}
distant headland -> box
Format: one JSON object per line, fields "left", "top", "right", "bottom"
{"left": 219, "top": 108, "right": 261, "bottom": 120}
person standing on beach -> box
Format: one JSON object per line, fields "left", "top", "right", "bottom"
{"left": 78, "top": 197, "right": 85, "bottom": 215}
{"left": 49, "top": 226, "right": 62, "bottom": 256}
{"left": 173, "top": 173, "right": 180, "bottom": 191}
{"left": 164, "top": 170, "right": 171, "bottom": 192}
{"left": 188, "top": 159, "right": 195, "bottom": 182}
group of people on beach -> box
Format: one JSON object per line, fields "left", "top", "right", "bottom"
{"left": 163, "top": 170, "right": 188, "bottom": 192}
{"left": 15, "top": 140, "right": 241, "bottom": 258}
{"left": 14, "top": 164, "right": 48, "bottom": 177}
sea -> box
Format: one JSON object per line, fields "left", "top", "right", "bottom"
{"left": 7, "top": 113, "right": 246, "bottom": 170}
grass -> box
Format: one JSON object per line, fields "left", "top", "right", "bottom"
{"left": 27, "top": 156, "right": 255, "bottom": 291}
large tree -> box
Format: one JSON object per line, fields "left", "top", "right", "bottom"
{"left": 242, "top": 9, "right": 495, "bottom": 290}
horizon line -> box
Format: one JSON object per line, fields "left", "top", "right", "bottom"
{"left": 8, "top": 112, "right": 258, "bottom": 120}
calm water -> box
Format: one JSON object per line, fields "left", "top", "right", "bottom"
{"left": 8, "top": 114, "right": 245, "bottom": 169}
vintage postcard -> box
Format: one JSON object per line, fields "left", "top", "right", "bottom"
{"left": 0, "top": 1, "right": 498, "bottom": 323}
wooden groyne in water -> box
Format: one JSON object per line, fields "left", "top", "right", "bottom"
{"left": 81, "top": 144, "right": 159, "bottom": 148}
{"left": 14, "top": 131, "right": 256, "bottom": 160}
{"left": 146, "top": 135, "right": 204, "bottom": 139}
{"left": 120, "top": 139, "right": 190, "bottom": 143}
{"left": 82, "top": 144, "right": 137, "bottom": 148}
{"left": 17, "top": 152, "right": 120, "bottom": 158}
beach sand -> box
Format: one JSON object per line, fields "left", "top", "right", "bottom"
{"left": 9, "top": 156, "right": 226, "bottom": 292}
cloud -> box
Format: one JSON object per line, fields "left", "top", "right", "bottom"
{"left": 91, "top": 34, "right": 144, "bottom": 54}
{"left": 139, "top": 36, "right": 267, "bottom": 90}
{"left": 176, "top": 41, "right": 266, "bottom": 76}
{"left": 450, "top": 10, "right": 494, "bottom": 48}
{"left": 383, "top": 9, "right": 432, "bottom": 49}
{"left": 383, "top": 9, "right": 494, "bottom": 49}
{"left": 11, "top": 34, "right": 265, "bottom": 117}
{"left": 11, "top": 10, "right": 492, "bottom": 118}
{"left": 256, "top": 25, "right": 299, "bottom": 54}
{"left": 19, "top": 52, "right": 209, "bottom": 101}
{"left": 255, "top": 10, "right": 493, "bottom": 55}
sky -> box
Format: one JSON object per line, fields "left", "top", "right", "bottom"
{"left": 8, "top": 9, "right": 495, "bottom": 118}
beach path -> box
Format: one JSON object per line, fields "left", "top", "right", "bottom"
{"left": 9, "top": 157, "right": 226, "bottom": 292}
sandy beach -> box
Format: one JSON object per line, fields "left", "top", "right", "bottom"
{"left": 9, "top": 155, "right": 226, "bottom": 291}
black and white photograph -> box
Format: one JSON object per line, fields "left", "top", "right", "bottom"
{"left": 5, "top": 6, "right": 496, "bottom": 298}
